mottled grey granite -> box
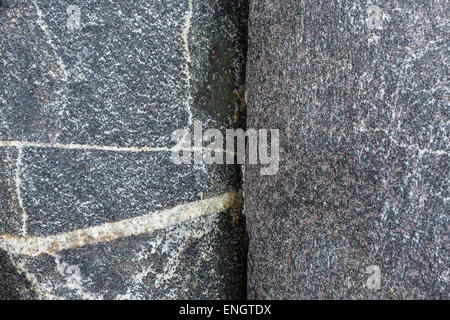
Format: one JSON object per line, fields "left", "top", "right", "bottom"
{"left": 245, "top": 0, "right": 449, "bottom": 299}
{"left": 0, "top": 0, "right": 247, "bottom": 299}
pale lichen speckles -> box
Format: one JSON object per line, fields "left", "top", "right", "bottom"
{"left": 6, "top": 253, "right": 59, "bottom": 300}
{"left": 52, "top": 253, "right": 99, "bottom": 299}
{"left": 366, "top": 5, "right": 385, "bottom": 31}
{"left": 32, "top": 1, "right": 70, "bottom": 82}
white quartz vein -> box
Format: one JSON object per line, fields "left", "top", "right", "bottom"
{"left": 0, "top": 140, "right": 234, "bottom": 156}
{"left": 182, "top": 0, "right": 194, "bottom": 125}
{"left": 14, "top": 147, "right": 28, "bottom": 236}
{"left": 0, "top": 191, "right": 243, "bottom": 257}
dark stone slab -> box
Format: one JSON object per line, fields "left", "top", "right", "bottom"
{"left": 13, "top": 148, "right": 237, "bottom": 237}
{"left": 6, "top": 209, "right": 246, "bottom": 299}
{"left": 0, "top": 250, "right": 36, "bottom": 299}
{"left": 245, "top": 0, "right": 449, "bottom": 299}
{"left": 0, "top": 0, "right": 247, "bottom": 299}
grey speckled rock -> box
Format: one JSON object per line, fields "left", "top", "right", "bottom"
{"left": 0, "top": 0, "right": 247, "bottom": 299}
{"left": 245, "top": 0, "right": 449, "bottom": 299}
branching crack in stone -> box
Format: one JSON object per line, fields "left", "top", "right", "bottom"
{"left": 0, "top": 191, "right": 243, "bottom": 257}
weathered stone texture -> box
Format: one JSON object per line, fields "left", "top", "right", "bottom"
{"left": 245, "top": 0, "right": 449, "bottom": 299}
{"left": 0, "top": 0, "right": 247, "bottom": 299}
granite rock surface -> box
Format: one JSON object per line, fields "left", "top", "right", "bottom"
{"left": 245, "top": 0, "right": 449, "bottom": 299}
{"left": 0, "top": 0, "right": 247, "bottom": 299}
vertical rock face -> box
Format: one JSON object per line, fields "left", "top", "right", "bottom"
{"left": 0, "top": 0, "right": 248, "bottom": 299}
{"left": 245, "top": 1, "right": 448, "bottom": 299}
